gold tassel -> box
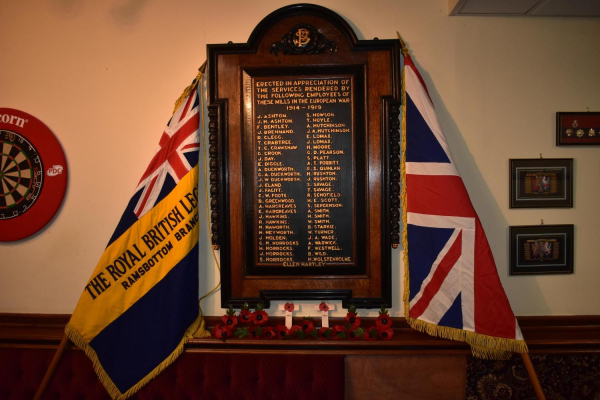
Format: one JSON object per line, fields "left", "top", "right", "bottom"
{"left": 173, "top": 62, "right": 207, "bottom": 114}
{"left": 396, "top": 32, "right": 409, "bottom": 56}
{"left": 171, "top": 64, "right": 219, "bottom": 340}
{"left": 192, "top": 319, "right": 211, "bottom": 339}
{"left": 400, "top": 47, "right": 411, "bottom": 320}
{"left": 196, "top": 68, "right": 222, "bottom": 325}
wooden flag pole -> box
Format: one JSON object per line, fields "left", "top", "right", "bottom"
{"left": 34, "top": 334, "right": 70, "bottom": 400}
{"left": 521, "top": 353, "right": 546, "bottom": 400}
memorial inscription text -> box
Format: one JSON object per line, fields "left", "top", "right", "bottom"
{"left": 251, "top": 76, "right": 355, "bottom": 267}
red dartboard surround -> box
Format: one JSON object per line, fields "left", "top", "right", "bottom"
{"left": 0, "top": 108, "right": 68, "bottom": 241}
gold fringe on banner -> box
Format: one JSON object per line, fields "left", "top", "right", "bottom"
{"left": 400, "top": 45, "right": 411, "bottom": 322}
{"left": 407, "top": 318, "right": 528, "bottom": 360}
{"left": 397, "top": 33, "right": 528, "bottom": 360}
{"left": 65, "top": 313, "right": 204, "bottom": 400}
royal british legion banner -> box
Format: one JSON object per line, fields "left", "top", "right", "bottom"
{"left": 66, "top": 71, "right": 209, "bottom": 399}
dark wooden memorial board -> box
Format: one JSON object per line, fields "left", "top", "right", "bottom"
{"left": 207, "top": 4, "right": 401, "bottom": 308}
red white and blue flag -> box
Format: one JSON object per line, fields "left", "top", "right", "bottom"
{"left": 401, "top": 53, "right": 527, "bottom": 358}
{"left": 132, "top": 90, "right": 201, "bottom": 218}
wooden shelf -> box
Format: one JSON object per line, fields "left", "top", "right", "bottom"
{"left": 1, "top": 313, "right": 598, "bottom": 354}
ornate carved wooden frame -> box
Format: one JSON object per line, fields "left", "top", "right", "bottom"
{"left": 207, "top": 4, "right": 401, "bottom": 308}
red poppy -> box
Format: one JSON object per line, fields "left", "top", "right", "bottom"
{"left": 263, "top": 327, "right": 276, "bottom": 339}
{"left": 378, "top": 326, "right": 393, "bottom": 340}
{"left": 363, "top": 328, "right": 378, "bottom": 341}
{"left": 347, "top": 327, "right": 363, "bottom": 340}
{"left": 376, "top": 313, "right": 392, "bottom": 329}
{"left": 221, "top": 315, "right": 238, "bottom": 329}
{"left": 318, "top": 327, "right": 332, "bottom": 339}
{"left": 214, "top": 325, "right": 233, "bottom": 339}
{"left": 345, "top": 312, "right": 361, "bottom": 328}
{"left": 248, "top": 326, "right": 261, "bottom": 339}
{"left": 290, "top": 325, "right": 302, "bottom": 333}
{"left": 332, "top": 324, "right": 347, "bottom": 340}
{"left": 239, "top": 309, "right": 252, "bottom": 323}
{"left": 276, "top": 324, "right": 290, "bottom": 339}
{"left": 251, "top": 310, "right": 268, "bottom": 325}
{"left": 284, "top": 303, "right": 295, "bottom": 312}
{"left": 290, "top": 325, "right": 304, "bottom": 338}
{"left": 300, "top": 319, "right": 315, "bottom": 333}
{"left": 319, "top": 302, "right": 329, "bottom": 312}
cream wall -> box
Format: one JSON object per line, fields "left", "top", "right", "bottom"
{"left": 1, "top": 0, "right": 599, "bottom": 317}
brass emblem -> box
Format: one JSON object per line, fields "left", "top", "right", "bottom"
{"left": 589, "top": 128, "right": 596, "bottom": 137}
{"left": 294, "top": 28, "right": 311, "bottom": 47}
{"left": 576, "top": 129, "right": 584, "bottom": 137}
{"left": 572, "top": 120, "right": 578, "bottom": 128}
{"left": 270, "top": 24, "right": 337, "bottom": 56}
{"left": 565, "top": 129, "right": 573, "bottom": 136}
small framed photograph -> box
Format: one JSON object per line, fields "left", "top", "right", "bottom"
{"left": 509, "top": 225, "right": 574, "bottom": 275}
{"left": 509, "top": 158, "right": 573, "bottom": 208}
{"left": 557, "top": 111, "right": 600, "bottom": 146}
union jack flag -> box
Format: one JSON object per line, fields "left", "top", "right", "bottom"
{"left": 134, "top": 89, "right": 201, "bottom": 218}
{"left": 402, "top": 53, "right": 527, "bottom": 358}
{"left": 105, "top": 84, "right": 202, "bottom": 246}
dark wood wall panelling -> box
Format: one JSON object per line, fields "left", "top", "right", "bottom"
{"left": 1, "top": 314, "right": 598, "bottom": 354}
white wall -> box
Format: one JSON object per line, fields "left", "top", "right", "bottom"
{"left": 1, "top": 0, "right": 599, "bottom": 317}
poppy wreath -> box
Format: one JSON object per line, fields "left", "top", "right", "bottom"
{"left": 211, "top": 303, "right": 394, "bottom": 341}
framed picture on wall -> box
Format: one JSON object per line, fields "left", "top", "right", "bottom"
{"left": 509, "top": 158, "right": 573, "bottom": 208}
{"left": 556, "top": 111, "right": 600, "bottom": 146}
{"left": 509, "top": 224, "right": 574, "bottom": 275}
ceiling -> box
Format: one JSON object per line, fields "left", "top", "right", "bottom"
{"left": 449, "top": 0, "right": 600, "bottom": 17}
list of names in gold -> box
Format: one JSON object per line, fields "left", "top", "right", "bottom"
{"left": 254, "top": 76, "right": 354, "bottom": 267}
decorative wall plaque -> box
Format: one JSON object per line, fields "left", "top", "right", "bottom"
{"left": 509, "top": 158, "right": 573, "bottom": 208}
{"left": 509, "top": 225, "right": 574, "bottom": 275}
{"left": 556, "top": 111, "right": 600, "bottom": 146}
{"left": 208, "top": 4, "right": 401, "bottom": 308}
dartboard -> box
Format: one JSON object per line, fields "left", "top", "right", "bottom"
{"left": 0, "top": 108, "right": 68, "bottom": 241}
{"left": 0, "top": 130, "right": 44, "bottom": 219}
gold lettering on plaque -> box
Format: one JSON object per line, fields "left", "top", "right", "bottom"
{"left": 294, "top": 29, "right": 311, "bottom": 47}
{"left": 252, "top": 76, "right": 354, "bottom": 266}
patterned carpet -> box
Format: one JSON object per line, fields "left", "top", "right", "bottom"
{"left": 466, "top": 353, "right": 600, "bottom": 400}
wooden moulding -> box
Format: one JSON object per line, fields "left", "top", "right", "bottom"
{"left": 208, "top": 105, "right": 222, "bottom": 249}
{"left": 207, "top": 3, "right": 401, "bottom": 309}
{"left": 2, "top": 313, "right": 599, "bottom": 355}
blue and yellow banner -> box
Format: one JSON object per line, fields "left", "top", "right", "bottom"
{"left": 66, "top": 71, "right": 209, "bottom": 399}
